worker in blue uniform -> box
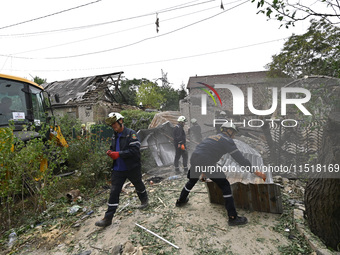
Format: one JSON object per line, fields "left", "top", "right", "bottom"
{"left": 95, "top": 112, "right": 148, "bottom": 227}
{"left": 175, "top": 122, "right": 253, "bottom": 226}
{"left": 173, "top": 116, "right": 188, "bottom": 173}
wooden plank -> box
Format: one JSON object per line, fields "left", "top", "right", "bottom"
{"left": 258, "top": 183, "right": 271, "bottom": 212}
{"left": 205, "top": 181, "right": 283, "bottom": 214}
{"left": 205, "top": 181, "right": 224, "bottom": 204}
{"left": 270, "top": 185, "right": 283, "bottom": 213}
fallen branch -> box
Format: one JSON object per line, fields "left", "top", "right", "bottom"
{"left": 167, "top": 189, "right": 207, "bottom": 193}
{"left": 55, "top": 171, "right": 75, "bottom": 178}
{"left": 157, "top": 197, "right": 166, "bottom": 207}
{"left": 215, "top": 226, "right": 228, "bottom": 232}
{"left": 135, "top": 223, "right": 180, "bottom": 249}
{"left": 117, "top": 202, "right": 130, "bottom": 213}
{"left": 90, "top": 245, "right": 109, "bottom": 252}
{"left": 142, "top": 244, "right": 163, "bottom": 249}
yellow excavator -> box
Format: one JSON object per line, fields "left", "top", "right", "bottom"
{"left": 0, "top": 73, "right": 68, "bottom": 179}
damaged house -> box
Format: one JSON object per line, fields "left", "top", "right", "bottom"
{"left": 43, "top": 72, "right": 137, "bottom": 126}
{"left": 182, "top": 71, "right": 338, "bottom": 168}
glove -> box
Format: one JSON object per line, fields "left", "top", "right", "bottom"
{"left": 107, "top": 150, "right": 120, "bottom": 160}
{"left": 254, "top": 171, "right": 266, "bottom": 182}
{"left": 181, "top": 144, "right": 185, "bottom": 150}
{"left": 200, "top": 173, "right": 207, "bottom": 182}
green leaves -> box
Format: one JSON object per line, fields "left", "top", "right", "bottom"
{"left": 136, "top": 82, "right": 165, "bottom": 110}
{"left": 267, "top": 19, "right": 340, "bottom": 79}
{"left": 251, "top": 0, "right": 339, "bottom": 28}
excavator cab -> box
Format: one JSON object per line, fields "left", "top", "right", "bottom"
{"left": 0, "top": 74, "right": 66, "bottom": 145}
{"left": 0, "top": 74, "right": 67, "bottom": 181}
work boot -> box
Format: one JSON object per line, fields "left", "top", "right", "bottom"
{"left": 175, "top": 167, "right": 180, "bottom": 173}
{"left": 228, "top": 216, "right": 248, "bottom": 226}
{"left": 183, "top": 167, "right": 188, "bottom": 172}
{"left": 95, "top": 218, "right": 112, "bottom": 227}
{"left": 136, "top": 198, "right": 149, "bottom": 209}
{"left": 136, "top": 191, "right": 149, "bottom": 209}
{"left": 175, "top": 197, "right": 189, "bottom": 207}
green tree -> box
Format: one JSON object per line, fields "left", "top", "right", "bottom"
{"left": 178, "top": 83, "right": 188, "bottom": 100}
{"left": 33, "top": 76, "right": 47, "bottom": 85}
{"left": 254, "top": 5, "right": 340, "bottom": 250}
{"left": 136, "top": 82, "right": 165, "bottom": 109}
{"left": 266, "top": 19, "right": 340, "bottom": 78}
{"left": 158, "top": 83, "right": 187, "bottom": 111}
{"left": 119, "top": 78, "right": 150, "bottom": 106}
{"left": 251, "top": 0, "right": 340, "bottom": 28}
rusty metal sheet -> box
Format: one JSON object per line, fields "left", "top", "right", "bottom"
{"left": 205, "top": 181, "right": 283, "bottom": 214}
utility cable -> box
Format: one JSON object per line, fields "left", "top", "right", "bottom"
{"left": 0, "top": 0, "right": 217, "bottom": 36}
{"left": 0, "top": 0, "right": 104, "bottom": 30}
{"left": 1, "top": 0, "right": 246, "bottom": 59}
{"left": 10, "top": 5, "right": 219, "bottom": 55}
{"left": 1, "top": 37, "right": 289, "bottom": 73}
{"left": 45, "top": 0, "right": 249, "bottom": 59}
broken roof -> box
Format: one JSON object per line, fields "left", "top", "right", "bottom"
{"left": 187, "top": 71, "right": 292, "bottom": 89}
{"left": 43, "top": 72, "right": 124, "bottom": 105}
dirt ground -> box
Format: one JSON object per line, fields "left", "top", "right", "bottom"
{"left": 8, "top": 166, "right": 307, "bottom": 255}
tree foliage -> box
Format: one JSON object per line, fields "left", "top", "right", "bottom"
{"left": 251, "top": 0, "right": 340, "bottom": 28}
{"left": 159, "top": 83, "right": 188, "bottom": 111}
{"left": 0, "top": 125, "right": 68, "bottom": 230}
{"left": 266, "top": 19, "right": 340, "bottom": 78}
{"left": 135, "top": 81, "right": 165, "bottom": 109}
{"left": 119, "top": 78, "right": 149, "bottom": 106}
{"left": 33, "top": 76, "right": 47, "bottom": 85}
{"left": 120, "top": 78, "right": 187, "bottom": 110}
{"left": 120, "top": 109, "right": 157, "bottom": 131}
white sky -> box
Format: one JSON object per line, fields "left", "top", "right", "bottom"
{"left": 0, "top": 0, "right": 311, "bottom": 89}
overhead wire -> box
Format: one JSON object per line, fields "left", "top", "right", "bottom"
{"left": 1, "top": 0, "right": 285, "bottom": 77}
{"left": 5, "top": 0, "right": 248, "bottom": 60}
{"left": 47, "top": 0, "right": 249, "bottom": 59}
{"left": 0, "top": 0, "right": 217, "bottom": 37}
{"left": 10, "top": 4, "right": 220, "bottom": 55}
{"left": 0, "top": 0, "right": 104, "bottom": 30}
{"left": 1, "top": 37, "right": 289, "bottom": 73}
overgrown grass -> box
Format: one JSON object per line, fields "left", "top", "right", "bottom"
{"left": 0, "top": 111, "right": 157, "bottom": 252}
{"left": 120, "top": 109, "right": 157, "bottom": 131}
{"left": 0, "top": 125, "right": 68, "bottom": 231}
{"left": 273, "top": 193, "right": 312, "bottom": 255}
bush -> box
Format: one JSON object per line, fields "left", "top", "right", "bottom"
{"left": 141, "top": 149, "right": 157, "bottom": 173}
{"left": 120, "top": 110, "right": 157, "bottom": 131}
{"left": 0, "top": 111, "right": 157, "bottom": 232}
{"left": 0, "top": 125, "right": 68, "bottom": 231}
{"left": 66, "top": 133, "right": 112, "bottom": 189}
{"left": 56, "top": 114, "right": 81, "bottom": 140}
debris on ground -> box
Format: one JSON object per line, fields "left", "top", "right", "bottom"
{"left": 2, "top": 166, "right": 326, "bottom": 255}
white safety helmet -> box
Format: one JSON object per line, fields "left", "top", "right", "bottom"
{"left": 191, "top": 118, "right": 197, "bottom": 124}
{"left": 177, "top": 116, "right": 187, "bottom": 122}
{"left": 220, "top": 122, "right": 238, "bottom": 133}
{"left": 105, "top": 112, "right": 124, "bottom": 125}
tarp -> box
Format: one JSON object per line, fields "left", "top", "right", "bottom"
{"left": 218, "top": 139, "right": 272, "bottom": 184}
{"left": 138, "top": 121, "right": 176, "bottom": 167}
{"left": 139, "top": 112, "right": 270, "bottom": 184}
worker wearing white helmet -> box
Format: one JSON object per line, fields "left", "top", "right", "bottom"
{"left": 79, "top": 123, "right": 87, "bottom": 138}
{"left": 173, "top": 116, "right": 188, "bottom": 172}
{"left": 188, "top": 118, "right": 202, "bottom": 145}
{"left": 95, "top": 112, "right": 148, "bottom": 227}
{"left": 175, "top": 121, "right": 252, "bottom": 226}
